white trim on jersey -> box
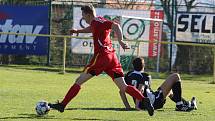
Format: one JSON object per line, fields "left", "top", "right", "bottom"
{"left": 98, "top": 39, "right": 112, "bottom": 51}
{"left": 128, "top": 70, "right": 144, "bottom": 77}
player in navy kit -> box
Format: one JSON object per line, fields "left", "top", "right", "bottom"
{"left": 120, "top": 57, "right": 197, "bottom": 111}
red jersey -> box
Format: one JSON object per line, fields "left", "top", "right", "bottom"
{"left": 90, "top": 16, "right": 115, "bottom": 54}
{"left": 83, "top": 16, "right": 124, "bottom": 79}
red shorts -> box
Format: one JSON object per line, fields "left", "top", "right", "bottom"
{"left": 83, "top": 52, "right": 124, "bottom": 80}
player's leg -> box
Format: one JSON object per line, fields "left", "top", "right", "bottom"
{"left": 159, "top": 73, "right": 196, "bottom": 111}
{"left": 159, "top": 73, "right": 181, "bottom": 98}
{"left": 105, "top": 53, "right": 155, "bottom": 115}
{"left": 168, "top": 92, "right": 187, "bottom": 104}
{"left": 105, "top": 53, "right": 146, "bottom": 101}
{"left": 113, "top": 76, "right": 154, "bottom": 116}
{"left": 105, "top": 68, "right": 154, "bottom": 116}
{"left": 61, "top": 72, "right": 94, "bottom": 106}
{"left": 168, "top": 92, "right": 197, "bottom": 110}
{"left": 49, "top": 54, "right": 101, "bottom": 112}
{"left": 114, "top": 76, "right": 143, "bottom": 100}
{"left": 159, "top": 73, "right": 185, "bottom": 110}
{"left": 167, "top": 74, "right": 197, "bottom": 111}
{"left": 49, "top": 73, "right": 93, "bottom": 112}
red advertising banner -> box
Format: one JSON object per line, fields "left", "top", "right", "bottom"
{"left": 148, "top": 10, "right": 164, "bottom": 58}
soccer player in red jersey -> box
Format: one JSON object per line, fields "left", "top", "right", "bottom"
{"left": 48, "top": 4, "right": 154, "bottom": 116}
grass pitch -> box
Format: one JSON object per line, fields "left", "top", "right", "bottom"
{"left": 0, "top": 65, "right": 215, "bottom": 121}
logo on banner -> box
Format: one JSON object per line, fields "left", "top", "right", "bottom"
{"left": 0, "top": 19, "right": 43, "bottom": 44}
{"left": 0, "top": 5, "right": 49, "bottom": 55}
{"left": 122, "top": 18, "right": 145, "bottom": 40}
{"left": 178, "top": 14, "right": 215, "bottom": 33}
{"left": 176, "top": 12, "right": 215, "bottom": 44}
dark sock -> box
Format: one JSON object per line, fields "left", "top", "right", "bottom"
{"left": 125, "top": 85, "right": 144, "bottom": 100}
{"left": 170, "top": 96, "right": 186, "bottom": 103}
{"left": 61, "top": 84, "right": 81, "bottom": 106}
{"left": 171, "top": 81, "right": 182, "bottom": 102}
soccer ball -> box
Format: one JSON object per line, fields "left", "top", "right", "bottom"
{"left": 35, "top": 100, "right": 50, "bottom": 116}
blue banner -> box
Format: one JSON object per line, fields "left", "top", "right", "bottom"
{"left": 0, "top": 5, "right": 49, "bottom": 55}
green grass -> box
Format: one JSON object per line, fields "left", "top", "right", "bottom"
{"left": 1, "top": 65, "right": 215, "bottom": 121}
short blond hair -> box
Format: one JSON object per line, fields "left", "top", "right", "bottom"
{"left": 81, "top": 4, "right": 96, "bottom": 16}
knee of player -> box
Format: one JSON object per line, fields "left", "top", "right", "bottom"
{"left": 75, "top": 77, "right": 80, "bottom": 82}
{"left": 171, "top": 73, "right": 181, "bottom": 82}
{"left": 75, "top": 77, "right": 83, "bottom": 85}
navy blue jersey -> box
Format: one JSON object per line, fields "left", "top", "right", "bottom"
{"left": 124, "top": 71, "right": 151, "bottom": 89}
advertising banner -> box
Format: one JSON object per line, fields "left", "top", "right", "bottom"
{"left": 71, "top": 7, "right": 163, "bottom": 57}
{"left": 0, "top": 5, "right": 49, "bottom": 55}
{"left": 176, "top": 12, "right": 215, "bottom": 44}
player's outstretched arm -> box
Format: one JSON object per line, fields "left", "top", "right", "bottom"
{"left": 119, "top": 90, "right": 131, "bottom": 109}
{"left": 69, "top": 26, "right": 92, "bottom": 35}
{"left": 135, "top": 84, "right": 144, "bottom": 110}
{"left": 111, "top": 23, "right": 130, "bottom": 51}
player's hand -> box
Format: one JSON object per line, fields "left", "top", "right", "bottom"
{"left": 119, "top": 40, "right": 130, "bottom": 51}
{"left": 69, "top": 29, "right": 79, "bottom": 36}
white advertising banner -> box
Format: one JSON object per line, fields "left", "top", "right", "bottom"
{"left": 176, "top": 12, "right": 215, "bottom": 44}
{"left": 71, "top": 7, "right": 163, "bottom": 57}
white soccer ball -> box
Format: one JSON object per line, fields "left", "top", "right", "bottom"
{"left": 35, "top": 100, "right": 50, "bottom": 116}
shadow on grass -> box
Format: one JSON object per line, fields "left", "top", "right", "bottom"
{"left": 0, "top": 113, "right": 120, "bottom": 121}
{"left": 0, "top": 64, "right": 83, "bottom": 73}
{"left": 0, "top": 113, "right": 58, "bottom": 120}
{"left": 66, "top": 107, "right": 136, "bottom": 111}
{"left": 71, "top": 118, "right": 120, "bottom": 121}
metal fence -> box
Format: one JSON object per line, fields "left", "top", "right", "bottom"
{"left": 0, "top": 0, "right": 215, "bottom": 75}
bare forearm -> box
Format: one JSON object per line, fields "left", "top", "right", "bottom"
{"left": 135, "top": 84, "right": 144, "bottom": 110}
{"left": 111, "top": 23, "right": 123, "bottom": 41}
{"left": 111, "top": 23, "right": 130, "bottom": 50}
{"left": 135, "top": 99, "right": 140, "bottom": 109}
{"left": 70, "top": 26, "right": 92, "bottom": 34}
{"left": 119, "top": 91, "right": 131, "bottom": 109}
{"left": 77, "top": 26, "right": 92, "bottom": 33}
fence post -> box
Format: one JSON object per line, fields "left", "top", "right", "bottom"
{"left": 213, "top": 47, "right": 215, "bottom": 84}
{"left": 47, "top": 0, "right": 52, "bottom": 66}
{"left": 62, "top": 37, "right": 67, "bottom": 74}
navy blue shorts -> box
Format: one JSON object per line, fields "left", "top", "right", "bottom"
{"left": 139, "top": 88, "right": 166, "bottom": 110}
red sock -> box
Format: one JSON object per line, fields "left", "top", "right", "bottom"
{"left": 61, "top": 84, "right": 81, "bottom": 106}
{"left": 125, "top": 85, "right": 144, "bottom": 100}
